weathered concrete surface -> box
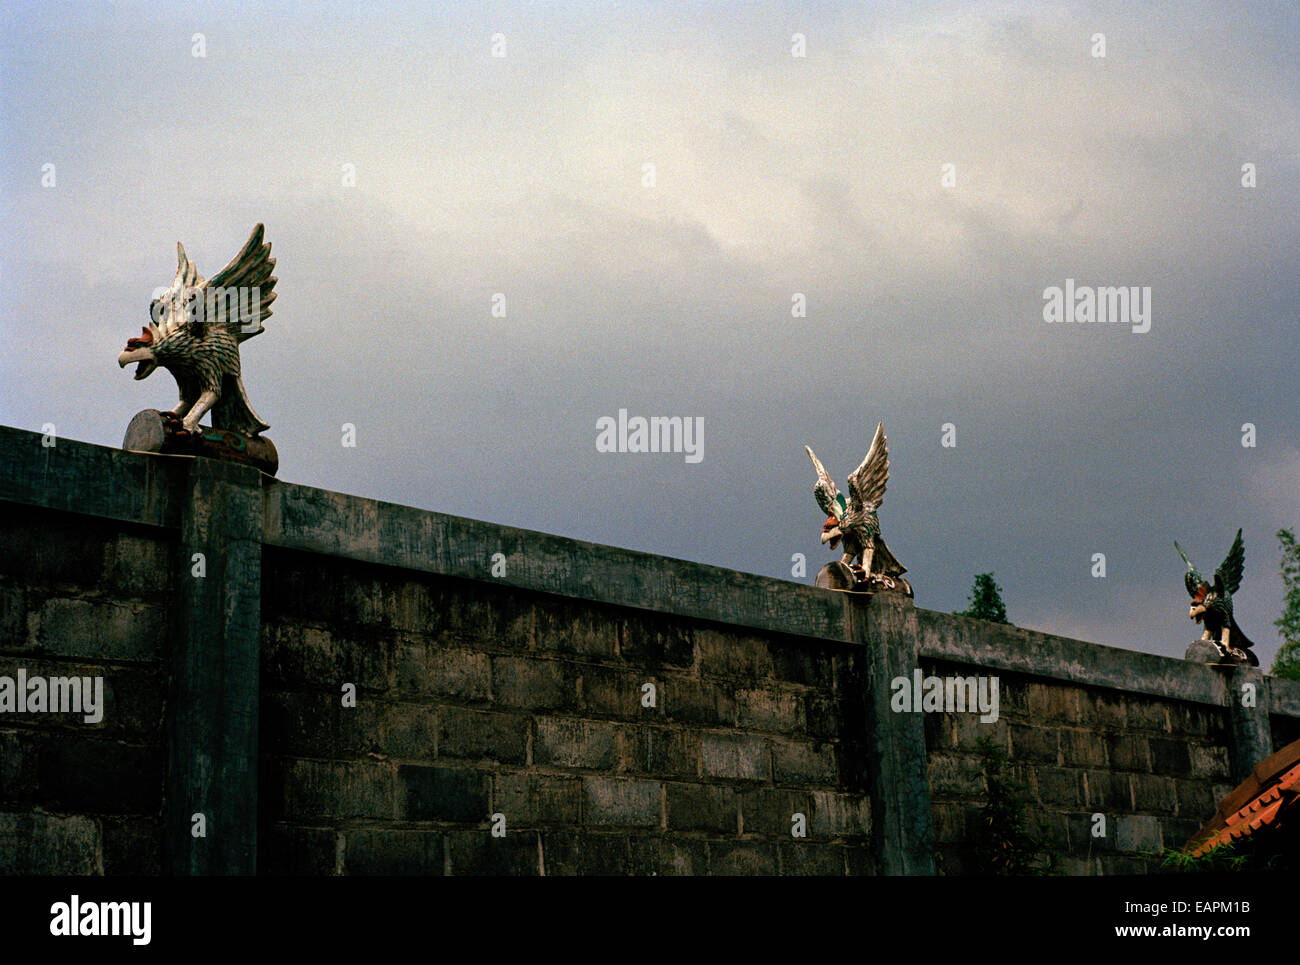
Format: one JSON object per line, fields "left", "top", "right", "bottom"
{"left": 166, "top": 458, "right": 262, "bottom": 874}
{"left": 0, "top": 424, "right": 185, "bottom": 531}
{"left": 1227, "top": 665, "right": 1272, "bottom": 783}
{"left": 855, "top": 595, "right": 935, "bottom": 874}
{"left": 262, "top": 480, "right": 849, "bottom": 644}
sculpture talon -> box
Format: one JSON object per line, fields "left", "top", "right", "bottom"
{"left": 804, "top": 422, "right": 911, "bottom": 596}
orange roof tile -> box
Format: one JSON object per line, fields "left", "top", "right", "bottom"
{"left": 1188, "top": 742, "right": 1300, "bottom": 857}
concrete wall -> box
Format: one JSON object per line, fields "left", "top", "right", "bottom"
{"left": 2, "top": 424, "right": 1298, "bottom": 875}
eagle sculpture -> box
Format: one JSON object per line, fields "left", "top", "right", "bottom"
{"left": 117, "top": 224, "right": 277, "bottom": 436}
{"left": 1175, "top": 529, "right": 1257, "bottom": 665}
{"left": 805, "top": 421, "right": 909, "bottom": 592}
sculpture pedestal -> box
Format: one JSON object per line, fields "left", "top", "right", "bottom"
{"left": 1185, "top": 638, "right": 1255, "bottom": 666}
{"left": 123, "top": 409, "right": 279, "bottom": 476}
{"left": 815, "top": 561, "right": 913, "bottom": 598}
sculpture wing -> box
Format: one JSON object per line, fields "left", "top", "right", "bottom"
{"left": 805, "top": 446, "right": 844, "bottom": 522}
{"left": 204, "top": 223, "right": 277, "bottom": 342}
{"left": 1174, "top": 541, "right": 1202, "bottom": 597}
{"left": 1216, "top": 528, "right": 1245, "bottom": 596}
{"left": 847, "top": 422, "right": 889, "bottom": 513}
{"left": 151, "top": 241, "right": 205, "bottom": 339}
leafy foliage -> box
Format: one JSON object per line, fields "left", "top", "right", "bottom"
{"left": 957, "top": 572, "right": 1011, "bottom": 625}
{"left": 1271, "top": 528, "right": 1300, "bottom": 681}
{"left": 962, "top": 735, "right": 1059, "bottom": 875}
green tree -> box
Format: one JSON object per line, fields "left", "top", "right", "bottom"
{"left": 958, "top": 572, "right": 1011, "bottom": 625}
{"left": 1271, "top": 528, "right": 1300, "bottom": 681}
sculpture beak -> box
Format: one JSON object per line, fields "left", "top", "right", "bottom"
{"left": 118, "top": 347, "right": 157, "bottom": 380}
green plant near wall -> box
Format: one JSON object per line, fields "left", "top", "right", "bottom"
{"left": 962, "top": 735, "right": 1061, "bottom": 875}
{"left": 1154, "top": 826, "right": 1294, "bottom": 873}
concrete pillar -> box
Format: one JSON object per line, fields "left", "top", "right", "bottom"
{"left": 1227, "top": 665, "right": 1272, "bottom": 784}
{"left": 849, "top": 594, "right": 936, "bottom": 875}
{"left": 165, "top": 458, "right": 263, "bottom": 874}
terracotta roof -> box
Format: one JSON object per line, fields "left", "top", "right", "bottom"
{"left": 1187, "top": 737, "right": 1300, "bottom": 857}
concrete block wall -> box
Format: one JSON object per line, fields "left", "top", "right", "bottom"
{"left": 925, "top": 660, "right": 1234, "bottom": 875}
{"left": 259, "top": 548, "right": 872, "bottom": 875}
{"left": 0, "top": 502, "right": 171, "bottom": 874}
{"left": 3, "top": 424, "right": 1299, "bottom": 875}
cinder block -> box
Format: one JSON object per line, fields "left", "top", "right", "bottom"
{"left": 446, "top": 829, "right": 541, "bottom": 875}
{"left": 620, "top": 615, "right": 694, "bottom": 668}
{"left": 771, "top": 739, "right": 837, "bottom": 784}
{"left": 644, "top": 836, "right": 708, "bottom": 876}
{"left": 105, "top": 534, "right": 174, "bottom": 598}
{"left": 579, "top": 666, "right": 649, "bottom": 718}
{"left": 571, "top": 832, "right": 631, "bottom": 874}
{"left": 1008, "top": 724, "right": 1059, "bottom": 764}
{"left": 740, "top": 787, "right": 811, "bottom": 836}
{"left": 583, "top": 776, "right": 661, "bottom": 827}
{"left": 284, "top": 759, "right": 396, "bottom": 821}
{"left": 662, "top": 676, "right": 736, "bottom": 727}
{"left": 1081, "top": 692, "right": 1127, "bottom": 730}
{"left": 806, "top": 693, "right": 846, "bottom": 741}
{"left": 437, "top": 706, "right": 528, "bottom": 764}
{"left": 769, "top": 642, "right": 835, "bottom": 689}
{"left": 1148, "top": 737, "right": 1191, "bottom": 776}
{"left": 443, "top": 590, "right": 533, "bottom": 651}
{"left": 534, "top": 716, "right": 618, "bottom": 769}
{"left": 779, "top": 841, "right": 847, "bottom": 875}
{"left": 736, "top": 689, "right": 804, "bottom": 734}
{"left": 1106, "top": 735, "right": 1150, "bottom": 772}
{"left": 710, "top": 841, "right": 777, "bottom": 875}
{"left": 384, "top": 702, "right": 438, "bottom": 761}
{"left": 1034, "top": 766, "right": 1082, "bottom": 807}
{"left": 1173, "top": 778, "right": 1218, "bottom": 818}
{"left": 810, "top": 790, "right": 870, "bottom": 838}
{"left": 493, "top": 772, "right": 581, "bottom": 826}
{"left": 393, "top": 642, "right": 489, "bottom": 701}
{"left": 953, "top": 713, "right": 1008, "bottom": 752}
{"left": 696, "top": 629, "right": 774, "bottom": 681}
{"left": 0, "top": 811, "right": 101, "bottom": 874}
{"left": 665, "top": 782, "right": 737, "bottom": 833}
{"left": 534, "top": 599, "right": 617, "bottom": 658}
{"left": 34, "top": 598, "right": 166, "bottom": 662}
{"left": 263, "top": 623, "right": 388, "bottom": 691}
{"left": 644, "top": 726, "right": 701, "bottom": 779}
{"left": 262, "top": 690, "right": 385, "bottom": 759}
{"left": 1188, "top": 744, "right": 1230, "bottom": 780}
{"left": 1059, "top": 729, "right": 1107, "bottom": 768}
{"left": 1115, "top": 815, "right": 1163, "bottom": 854}
{"left": 400, "top": 764, "right": 490, "bottom": 822}
{"left": 701, "top": 733, "right": 770, "bottom": 781}
{"left": 345, "top": 829, "right": 444, "bottom": 875}
{"left": 1126, "top": 699, "right": 1171, "bottom": 733}
{"left": 1083, "top": 771, "right": 1132, "bottom": 811}
{"left": 1026, "top": 682, "right": 1081, "bottom": 723}
{"left": 1130, "top": 773, "right": 1176, "bottom": 813}
{"left": 927, "top": 753, "right": 980, "bottom": 798}
{"left": 491, "top": 656, "right": 574, "bottom": 710}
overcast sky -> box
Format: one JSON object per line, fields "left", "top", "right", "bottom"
{"left": 2, "top": 0, "right": 1297, "bottom": 664}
